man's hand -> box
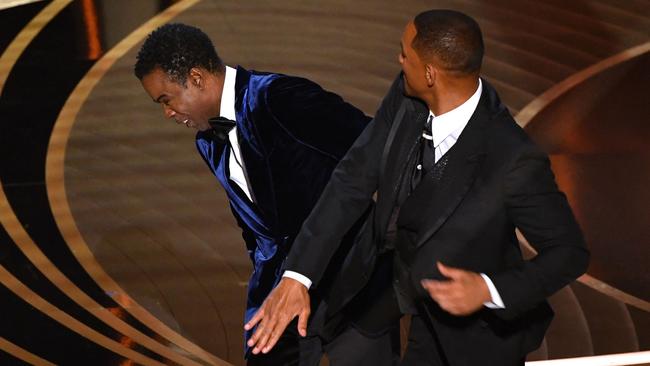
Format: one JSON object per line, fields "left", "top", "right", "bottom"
{"left": 420, "top": 262, "right": 491, "bottom": 316}
{"left": 244, "top": 277, "right": 311, "bottom": 354}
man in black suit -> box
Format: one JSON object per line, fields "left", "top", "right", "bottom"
{"left": 245, "top": 10, "right": 589, "bottom": 365}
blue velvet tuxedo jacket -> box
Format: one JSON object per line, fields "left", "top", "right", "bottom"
{"left": 195, "top": 67, "right": 370, "bottom": 342}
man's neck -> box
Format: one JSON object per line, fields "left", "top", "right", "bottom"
{"left": 426, "top": 76, "right": 480, "bottom": 116}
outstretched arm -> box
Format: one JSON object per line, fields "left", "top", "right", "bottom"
{"left": 245, "top": 74, "right": 405, "bottom": 354}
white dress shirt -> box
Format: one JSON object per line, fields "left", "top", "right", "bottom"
{"left": 220, "top": 66, "right": 314, "bottom": 288}
{"left": 283, "top": 78, "right": 505, "bottom": 309}
{"left": 221, "top": 66, "right": 253, "bottom": 202}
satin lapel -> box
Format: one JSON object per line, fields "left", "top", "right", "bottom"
{"left": 414, "top": 103, "right": 488, "bottom": 248}
{"left": 376, "top": 98, "right": 428, "bottom": 235}
{"left": 234, "top": 67, "right": 280, "bottom": 230}
{"left": 381, "top": 99, "right": 428, "bottom": 195}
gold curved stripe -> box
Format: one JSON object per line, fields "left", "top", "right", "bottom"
{"left": 0, "top": 190, "right": 207, "bottom": 364}
{"left": 578, "top": 274, "right": 650, "bottom": 313}
{"left": 0, "top": 0, "right": 71, "bottom": 91}
{"left": 0, "top": 337, "right": 56, "bottom": 366}
{"left": 0, "top": 1, "right": 45, "bottom": 12}
{"left": 0, "top": 265, "right": 165, "bottom": 366}
{"left": 526, "top": 350, "right": 650, "bottom": 366}
{"left": 0, "top": 0, "right": 224, "bottom": 365}
{"left": 45, "top": 0, "right": 229, "bottom": 365}
{"left": 0, "top": 192, "right": 209, "bottom": 366}
{"left": 516, "top": 230, "right": 650, "bottom": 312}
{"left": 0, "top": 1, "right": 164, "bottom": 365}
{"left": 515, "top": 42, "right": 650, "bottom": 128}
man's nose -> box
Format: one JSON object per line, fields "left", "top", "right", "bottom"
{"left": 163, "top": 105, "right": 175, "bottom": 118}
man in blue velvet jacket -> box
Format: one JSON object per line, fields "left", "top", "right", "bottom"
{"left": 135, "top": 23, "right": 387, "bottom": 365}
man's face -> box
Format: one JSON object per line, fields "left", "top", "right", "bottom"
{"left": 399, "top": 22, "right": 428, "bottom": 99}
{"left": 140, "top": 67, "right": 215, "bottom": 131}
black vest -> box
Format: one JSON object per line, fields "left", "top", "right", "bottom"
{"left": 349, "top": 147, "right": 451, "bottom": 335}
{"left": 390, "top": 152, "right": 450, "bottom": 314}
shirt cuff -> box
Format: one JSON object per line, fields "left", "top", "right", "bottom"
{"left": 282, "top": 271, "right": 312, "bottom": 290}
{"left": 480, "top": 273, "right": 505, "bottom": 309}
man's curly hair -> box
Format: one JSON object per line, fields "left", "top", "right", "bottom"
{"left": 134, "top": 23, "right": 224, "bottom": 84}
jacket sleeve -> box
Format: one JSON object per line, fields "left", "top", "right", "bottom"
{"left": 263, "top": 76, "right": 372, "bottom": 160}
{"left": 284, "top": 74, "right": 404, "bottom": 286}
{"left": 490, "top": 145, "right": 590, "bottom": 320}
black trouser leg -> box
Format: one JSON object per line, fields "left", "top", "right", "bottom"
{"left": 324, "top": 325, "right": 398, "bottom": 366}
{"left": 401, "top": 315, "right": 446, "bottom": 366}
{"left": 402, "top": 315, "right": 526, "bottom": 366}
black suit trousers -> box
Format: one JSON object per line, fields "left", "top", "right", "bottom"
{"left": 402, "top": 315, "right": 525, "bottom": 366}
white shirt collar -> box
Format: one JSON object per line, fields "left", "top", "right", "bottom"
{"left": 220, "top": 66, "right": 237, "bottom": 121}
{"left": 430, "top": 78, "right": 482, "bottom": 147}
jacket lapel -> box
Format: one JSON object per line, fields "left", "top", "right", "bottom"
{"left": 233, "top": 67, "right": 280, "bottom": 231}
{"left": 375, "top": 97, "right": 428, "bottom": 240}
{"left": 414, "top": 142, "right": 485, "bottom": 248}
{"left": 381, "top": 98, "right": 428, "bottom": 196}
{"left": 414, "top": 85, "right": 497, "bottom": 248}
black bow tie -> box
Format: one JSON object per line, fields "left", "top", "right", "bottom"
{"left": 208, "top": 116, "right": 236, "bottom": 143}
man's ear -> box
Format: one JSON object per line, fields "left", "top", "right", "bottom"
{"left": 189, "top": 67, "right": 203, "bottom": 89}
{"left": 425, "top": 64, "right": 436, "bottom": 88}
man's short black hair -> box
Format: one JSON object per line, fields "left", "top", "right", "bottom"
{"left": 134, "top": 23, "right": 224, "bottom": 84}
{"left": 412, "top": 10, "right": 484, "bottom": 74}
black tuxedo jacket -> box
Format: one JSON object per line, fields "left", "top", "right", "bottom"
{"left": 286, "top": 74, "right": 589, "bottom": 363}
